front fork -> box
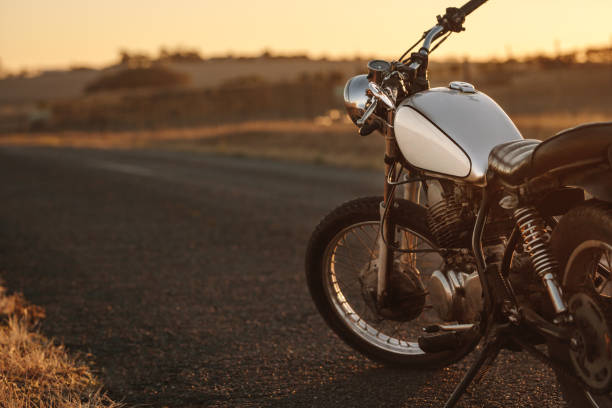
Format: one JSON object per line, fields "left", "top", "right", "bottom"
{"left": 376, "top": 114, "right": 419, "bottom": 303}
{"left": 376, "top": 131, "right": 397, "bottom": 303}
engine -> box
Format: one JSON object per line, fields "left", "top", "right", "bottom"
{"left": 423, "top": 180, "right": 514, "bottom": 323}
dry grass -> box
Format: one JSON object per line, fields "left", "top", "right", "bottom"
{"left": 0, "top": 283, "right": 121, "bottom": 408}
{"left": 0, "top": 111, "right": 609, "bottom": 170}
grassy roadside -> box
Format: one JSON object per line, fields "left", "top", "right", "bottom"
{"left": 0, "top": 282, "right": 120, "bottom": 408}
{"left": 0, "top": 112, "right": 608, "bottom": 170}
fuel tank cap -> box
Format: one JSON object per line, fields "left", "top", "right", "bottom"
{"left": 449, "top": 81, "right": 476, "bottom": 93}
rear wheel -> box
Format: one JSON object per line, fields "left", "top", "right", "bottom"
{"left": 305, "top": 196, "right": 479, "bottom": 368}
{"left": 549, "top": 201, "right": 612, "bottom": 407}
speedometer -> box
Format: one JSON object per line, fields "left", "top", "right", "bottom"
{"left": 367, "top": 60, "right": 391, "bottom": 73}
{"left": 367, "top": 60, "right": 390, "bottom": 84}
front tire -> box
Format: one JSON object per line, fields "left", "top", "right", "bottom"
{"left": 305, "top": 196, "right": 477, "bottom": 368}
{"left": 550, "top": 200, "right": 612, "bottom": 407}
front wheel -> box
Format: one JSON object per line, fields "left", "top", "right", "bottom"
{"left": 305, "top": 196, "right": 478, "bottom": 368}
{"left": 549, "top": 201, "right": 612, "bottom": 407}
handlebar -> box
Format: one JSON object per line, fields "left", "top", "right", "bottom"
{"left": 397, "top": 0, "right": 488, "bottom": 93}
{"left": 422, "top": 25, "right": 445, "bottom": 52}
{"left": 358, "top": 0, "right": 490, "bottom": 125}
{"left": 406, "top": 24, "right": 444, "bottom": 71}
{"left": 460, "top": 0, "right": 488, "bottom": 17}
{"left": 411, "top": 0, "right": 488, "bottom": 62}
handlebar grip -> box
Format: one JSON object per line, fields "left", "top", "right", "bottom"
{"left": 459, "top": 0, "right": 488, "bottom": 16}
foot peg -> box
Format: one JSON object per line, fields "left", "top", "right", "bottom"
{"left": 419, "top": 323, "right": 475, "bottom": 353}
{"left": 418, "top": 331, "right": 468, "bottom": 353}
{"left": 423, "top": 323, "right": 474, "bottom": 333}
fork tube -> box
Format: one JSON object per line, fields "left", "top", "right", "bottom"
{"left": 376, "top": 209, "right": 391, "bottom": 302}
{"left": 377, "top": 115, "right": 398, "bottom": 303}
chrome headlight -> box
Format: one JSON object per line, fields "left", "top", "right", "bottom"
{"left": 343, "top": 74, "right": 370, "bottom": 125}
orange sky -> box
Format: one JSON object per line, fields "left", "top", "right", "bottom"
{"left": 1, "top": 0, "right": 611, "bottom": 71}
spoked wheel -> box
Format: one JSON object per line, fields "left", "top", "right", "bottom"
{"left": 550, "top": 201, "right": 612, "bottom": 407}
{"left": 305, "top": 196, "right": 479, "bottom": 367}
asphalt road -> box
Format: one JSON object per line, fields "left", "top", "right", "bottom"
{"left": 0, "top": 146, "right": 566, "bottom": 407}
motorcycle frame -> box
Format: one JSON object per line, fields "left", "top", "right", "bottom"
{"left": 375, "top": 123, "right": 586, "bottom": 404}
{"left": 379, "top": 164, "right": 589, "bottom": 406}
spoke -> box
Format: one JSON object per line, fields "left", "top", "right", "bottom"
{"left": 604, "top": 249, "right": 611, "bottom": 274}
{"left": 400, "top": 230, "right": 417, "bottom": 268}
{"left": 336, "top": 277, "right": 360, "bottom": 292}
{"left": 336, "top": 243, "right": 374, "bottom": 254}
{"left": 332, "top": 247, "right": 361, "bottom": 272}
{"left": 350, "top": 229, "right": 376, "bottom": 259}
{"left": 331, "top": 258, "right": 359, "bottom": 270}
{"left": 598, "top": 282, "right": 608, "bottom": 295}
{"left": 331, "top": 251, "right": 369, "bottom": 265}
{"left": 595, "top": 250, "right": 611, "bottom": 295}
{"left": 333, "top": 246, "right": 372, "bottom": 264}
{"left": 334, "top": 236, "right": 373, "bottom": 263}
{"left": 390, "top": 323, "right": 401, "bottom": 341}
{"left": 357, "top": 300, "right": 372, "bottom": 321}
{"left": 355, "top": 225, "right": 378, "bottom": 253}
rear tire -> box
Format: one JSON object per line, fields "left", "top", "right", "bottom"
{"left": 305, "top": 196, "right": 478, "bottom": 368}
{"left": 549, "top": 200, "right": 612, "bottom": 407}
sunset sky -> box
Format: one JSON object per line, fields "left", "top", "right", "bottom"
{"left": 1, "top": 0, "right": 611, "bottom": 72}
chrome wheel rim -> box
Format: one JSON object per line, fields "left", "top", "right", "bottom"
{"left": 564, "top": 240, "right": 612, "bottom": 298}
{"left": 323, "top": 221, "right": 446, "bottom": 355}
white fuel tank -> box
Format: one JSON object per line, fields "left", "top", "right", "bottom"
{"left": 394, "top": 84, "right": 523, "bottom": 186}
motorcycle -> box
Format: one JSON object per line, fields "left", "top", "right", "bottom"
{"left": 304, "top": 1, "right": 612, "bottom": 406}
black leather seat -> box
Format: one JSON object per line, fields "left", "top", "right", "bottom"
{"left": 488, "top": 122, "right": 612, "bottom": 185}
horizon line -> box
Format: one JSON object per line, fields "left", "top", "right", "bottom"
{"left": 2, "top": 42, "right": 611, "bottom": 75}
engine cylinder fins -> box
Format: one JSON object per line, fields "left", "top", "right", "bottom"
{"left": 426, "top": 188, "right": 511, "bottom": 250}
{"left": 513, "top": 206, "right": 559, "bottom": 279}
{"left": 426, "top": 197, "right": 466, "bottom": 248}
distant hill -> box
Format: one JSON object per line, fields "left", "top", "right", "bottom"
{"left": 0, "top": 58, "right": 365, "bottom": 105}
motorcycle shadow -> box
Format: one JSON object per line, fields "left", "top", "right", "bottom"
{"left": 270, "top": 349, "right": 565, "bottom": 408}
{"left": 271, "top": 363, "right": 469, "bottom": 407}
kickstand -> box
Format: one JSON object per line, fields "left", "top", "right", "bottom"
{"left": 442, "top": 333, "right": 503, "bottom": 408}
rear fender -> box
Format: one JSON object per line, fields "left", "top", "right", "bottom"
{"left": 536, "top": 187, "right": 585, "bottom": 217}
{"left": 558, "top": 165, "right": 612, "bottom": 203}
{"left": 530, "top": 164, "right": 611, "bottom": 216}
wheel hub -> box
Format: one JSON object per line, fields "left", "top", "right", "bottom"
{"left": 568, "top": 292, "right": 612, "bottom": 392}
{"left": 359, "top": 260, "right": 426, "bottom": 322}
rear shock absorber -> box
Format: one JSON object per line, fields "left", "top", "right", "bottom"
{"left": 514, "top": 206, "right": 568, "bottom": 314}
